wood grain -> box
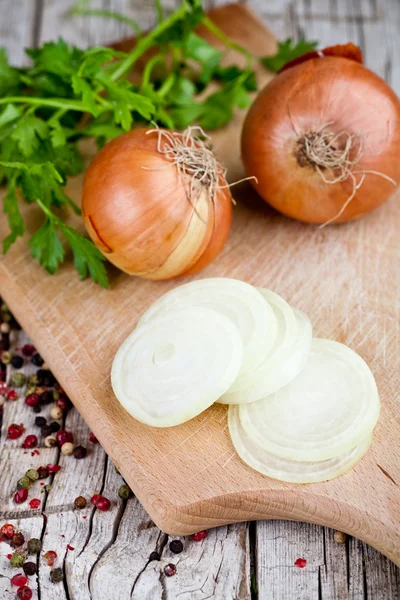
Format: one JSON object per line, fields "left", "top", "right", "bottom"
{"left": 0, "top": 0, "right": 398, "bottom": 584}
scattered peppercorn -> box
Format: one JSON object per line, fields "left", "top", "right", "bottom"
{"left": 10, "top": 552, "right": 25, "bottom": 568}
{"left": 190, "top": 530, "right": 208, "bottom": 542}
{"left": 1, "top": 523, "right": 15, "bottom": 538}
{"left": 91, "top": 494, "right": 101, "bottom": 505}
{"left": 37, "top": 466, "right": 49, "bottom": 479}
{"left": 61, "top": 442, "right": 74, "bottom": 455}
{"left": 25, "top": 393, "right": 39, "bottom": 407}
{"left": 56, "top": 395, "right": 71, "bottom": 411}
{"left": 14, "top": 489, "right": 28, "bottom": 504}
{"left": 50, "top": 567, "right": 64, "bottom": 583}
{"left": 39, "top": 390, "right": 53, "bottom": 406}
{"left": 26, "top": 385, "right": 37, "bottom": 396}
{"left": 49, "top": 406, "right": 63, "bottom": 420}
{"left": 333, "top": 531, "right": 347, "bottom": 544}
{"left": 27, "top": 374, "right": 39, "bottom": 387}
{"left": 47, "top": 464, "right": 61, "bottom": 473}
{"left": 37, "top": 369, "right": 55, "bottom": 387}
{"left": 22, "top": 345, "right": 35, "bottom": 357}
{"left": 1, "top": 350, "right": 12, "bottom": 364}
{"left": 56, "top": 430, "right": 74, "bottom": 445}
{"left": 12, "top": 532, "right": 25, "bottom": 547}
{"left": 11, "top": 574, "right": 28, "bottom": 587}
{"left": 11, "top": 372, "right": 26, "bottom": 388}
{"left": 31, "top": 353, "right": 44, "bottom": 366}
{"left": 0, "top": 322, "right": 11, "bottom": 334}
{"left": 29, "top": 498, "right": 41, "bottom": 509}
{"left": 73, "top": 445, "right": 87, "bottom": 459}
{"left": 169, "top": 540, "right": 183, "bottom": 554}
{"left": 149, "top": 551, "right": 160, "bottom": 561}
{"left": 44, "top": 484, "right": 52, "bottom": 493}
{"left": 22, "top": 435, "right": 38, "bottom": 449}
{"left": 10, "top": 355, "right": 24, "bottom": 369}
{"left": 7, "top": 423, "right": 25, "bottom": 440}
{"left": 33, "top": 404, "right": 42, "bottom": 414}
{"left": 0, "top": 337, "right": 10, "bottom": 351}
{"left": 74, "top": 496, "right": 87, "bottom": 509}
{"left": 294, "top": 558, "right": 307, "bottom": 568}
{"left": 25, "top": 469, "right": 39, "bottom": 482}
{"left": 23, "top": 562, "right": 37, "bottom": 577}
{"left": 45, "top": 438, "right": 58, "bottom": 452}
{"left": 96, "top": 497, "right": 111, "bottom": 511}
{"left": 118, "top": 485, "right": 131, "bottom": 500}
{"left": 52, "top": 390, "right": 60, "bottom": 401}
{"left": 16, "top": 586, "right": 32, "bottom": 600}
{"left": 89, "top": 432, "right": 98, "bottom": 444}
{"left": 43, "top": 550, "right": 57, "bottom": 566}
{"left": 50, "top": 421, "right": 61, "bottom": 433}
{"left": 35, "top": 416, "right": 46, "bottom": 428}
{"left": 7, "top": 389, "right": 18, "bottom": 401}
{"left": 164, "top": 563, "right": 177, "bottom": 577}
{"left": 27, "top": 538, "right": 42, "bottom": 555}
{"left": 41, "top": 425, "right": 53, "bottom": 438}
{"left": 17, "top": 477, "right": 31, "bottom": 490}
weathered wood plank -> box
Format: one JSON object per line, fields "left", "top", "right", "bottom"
{"left": 0, "top": 0, "right": 38, "bottom": 65}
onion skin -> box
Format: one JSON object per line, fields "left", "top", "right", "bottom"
{"left": 241, "top": 54, "right": 400, "bottom": 224}
{"left": 82, "top": 128, "right": 232, "bottom": 279}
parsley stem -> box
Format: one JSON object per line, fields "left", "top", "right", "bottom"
{"left": 0, "top": 97, "right": 89, "bottom": 112}
{"left": 154, "top": 0, "right": 164, "bottom": 24}
{"left": 142, "top": 54, "right": 166, "bottom": 88}
{"left": 201, "top": 16, "right": 254, "bottom": 68}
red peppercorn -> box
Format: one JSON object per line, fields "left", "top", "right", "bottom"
{"left": 294, "top": 558, "right": 307, "bottom": 568}
{"left": 11, "top": 574, "right": 28, "bottom": 587}
{"left": 91, "top": 494, "right": 101, "bottom": 505}
{"left": 56, "top": 430, "right": 73, "bottom": 446}
{"left": 89, "top": 432, "right": 98, "bottom": 444}
{"left": 14, "top": 489, "right": 28, "bottom": 504}
{"left": 22, "top": 435, "right": 38, "bottom": 449}
{"left": 56, "top": 395, "right": 71, "bottom": 411}
{"left": 22, "top": 344, "right": 36, "bottom": 357}
{"left": 25, "top": 393, "right": 40, "bottom": 407}
{"left": 91, "top": 495, "right": 111, "bottom": 511}
{"left": 17, "top": 586, "right": 32, "bottom": 600}
{"left": 190, "top": 530, "right": 208, "bottom": 542}
{"left": 29, "top": 498, "right": 41, "bottom": 509}
{"left": 164, "top": 563, "right": 177, "bottom": 577}
{"left": 7, "top": 389, "right": 18, "bottom": 401}
{"left": 37, "top": 466, "right": 49, "bottom": 479}
{"left": 0, "top": 523, "right": 15, "bottom": 538}
{"left": 43, "top": 550, "right": 57, "bottom": 566}
{"left": 8, "top": 423, "right": 25, "bottom": 440}
{"left": 12, "top": 532, "right": 25, "bottom": 547}
{"left": 46, "top": 464, "right": 61, "bottom": 473}
{"left": 0, "top": 382, "right": 9, "bottom": 395}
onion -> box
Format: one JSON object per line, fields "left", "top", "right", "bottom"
{"left": 138, "top": 278, "right": 278, "bottom": 384}
{"left": 241, "top": 44, "right": 400, "bottom": 224}
{"left": 111, "top": 307, "right": 243, "bottom": 427}
{"left": 229, "top": 405, "right": 372, "bottom": 483}
{"left": 219, "top": 289, "right": 312, "bottom": 404}
{"left": 82, "top": 127, "right": 232, "bottom": 279}
{"left": 238, "top": 338, "right": 380, "bottom": 461}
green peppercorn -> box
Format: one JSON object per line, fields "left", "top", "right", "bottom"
{"left": 50, "top": 567, "right": 64, "bottom": 583}
{"left": 118, "top": 485, "right": 132, "bottom": 500}
{"left": 114, "top": 465, "right": 121, "bottom": 474}
{"left": 27, "top": 538, "right": 42, "bottom": 555}
{"left": 52, "top": 390, "right": 60, "bottom": 401}
{"left": 26, "top": 469, "right": 39, "bottom": 482}
{"left": 10, "top": 552, "right": 25, "bottom": 568}
{"left": 1, "top": 351, "right": 11, "bottom": 364}
{"left": 17, "top": 476, "right": 31, "bottom": 490}
{"left": 27, "top": 374, "right": 39, "bottom": 387}
{"left": 26, "top": 384, "right": 37, "bottom": 395}
{"left": 45, "top": 484, "right": 52, "bottom": 493}
{"left": 11, "top": 372, "right": 26, "bottom": 388}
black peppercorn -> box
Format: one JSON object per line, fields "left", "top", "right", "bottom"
{"left": 0, "top": 337, "right": 10, "bottom": 351}
{"left": 33, "top": 405, "right": 42, "bottom": 414}
{"left": 169, "top": 540, "right": 183, "bottom": 554}
{"left": 49, "top": 421, "right": 60, "bottom": 433}
{"left": 50, "top": 567, "right": 64, "bottom": 583}
{"left": 31, "top": 353, "right": 44, "bottom": 367}
{"left": 36, "top": 467, "right": 49, "bottom": 480}
{"left": 35, "top": 416, "right": 47, "bottom": 428}
{"left": 74, "top": 496, "right": 87, "bottom": 509}
{"left": 73, "top": 445, "right": 87, "bottom": 459}
{"left": 41, "top": 424, "right": 53, "bottom": 438}
{"left": 37, "top": 369, "right": 55, "bottom": 387}
{"left": 149, "top": 551, "right": 160, "bottom": 562}
{"left": 10, "top": 355, "right": 24, "bottom": 369}
{"left": 23, "top": 561, "right": 37, "bottom": 576}
{"left": 27, "top": 538, "right": 42, "bottom": 554}
{"left": 39, "top": 391, "right": 53, "bottom": 406}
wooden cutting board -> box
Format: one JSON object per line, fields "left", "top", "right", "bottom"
{"left": 1, "top": 3, "right": 399, "bottom": 567}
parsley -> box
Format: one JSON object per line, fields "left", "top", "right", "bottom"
{"left": 261, "top": 38, "right": 318, "bottom": 72}
{"left": 0, "top": 0, "right": 315, "bottom": 286}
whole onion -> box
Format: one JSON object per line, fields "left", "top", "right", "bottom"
{"left": 82, "top": 127, "right": 232, "bottom": 279}
{"left": 241, "top": 44, "right": 400, "bottom": 224}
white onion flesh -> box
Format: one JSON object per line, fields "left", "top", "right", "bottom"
{"left": 219, "top": 289, "right": 312, "bottom": 404}
{"left": 229, "top": 405, "right": 372, "bottom": 483}
{"left": 238, "top": 338, "right": 380, "bottom": 461}
{"left": 111, "top": 307, "right": 243, "bottom": 427}
{"left": 138, "top": 278, "right": 278, "bottom": 383}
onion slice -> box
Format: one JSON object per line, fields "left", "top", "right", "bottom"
{"left": 219, "top": 290, "right": 312, "bottom": 404}
{"left": 112, "top": 307, "right": 243, "bottom": 427}
{"left": 138, "top": 278, "right": 278, "bottom": 382}
{"left": 238, "top": 338, "right": 380, "bottom": 461}
{"left": 229, "top": 405, "right": 372, "bottom": 483}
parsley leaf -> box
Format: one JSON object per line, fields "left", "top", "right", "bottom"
{"left": 29, "top": 218, "right": 65, "bottom": 275}
{"left": 58, "top": 223, "right": 109, "bottom": 288}
{"left": 261, "top": 38, "right": 318, "bottom": 72}
{"left": 3, "top": 177, "right": 25, "bottom": 253}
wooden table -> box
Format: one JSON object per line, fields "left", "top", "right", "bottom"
{"left": 1, "top": 1, "right": 399, "bottom": 598}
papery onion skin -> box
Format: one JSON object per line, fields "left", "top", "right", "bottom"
{"left": 82, "top": 128, "right": 232, "bottom": 279}
{"left": 241, "top": 54, "right": 400, "bottom": 224}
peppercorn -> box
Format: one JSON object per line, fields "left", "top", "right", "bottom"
{"left": 33, "top": 405, "right": 42, "bottom": 414}
{"left": 35, "top": 416, "right": 46, "bottom": 428}
{"left": 50, "top": 567, "right": 64, "bottom": 583}
{"left": 23, "top": 562, "right": 37, "bottom": 576}
{"left": 149, "top": 551, "right": 160, "bottom": 561}
{"left": 16, "top": 586, "right": 32, "bottom": 600}
{"left": 22, "top": 344, "right": 35, "bottom": 357}
{"left": 56, "top": 430, "right": 73, "bottom": 445}
{"left": 26, "top": 469, "right": 39, "bottom": 482}
{"left": 45, "top": 435, "right": 58, "bottom": 448}
{"left": 164, "top": 563, "right": 176, "bottom": 577}
{"left": 27, "top": 538, "right": 42, "bottom": 554}
{"left": 50, "top": 421, "right": 60, "bottom": 433}
{"left": 50, "top": 406, "right": 63, "bottom": 420}
{"left": 52, "top": 390, "right": 60, "bottom": 401}
{"left": 26, "top": 385, "right": 37, "bottom": 396}
{"left": 0, "top": 337, "right": 10, "bottom": 351}
{"left": 169, "top": 540, "right": 183, "bottom": 554}
{"left": 118, "top": 484, "right": 131, "bottom": 500}
{"left": 39, "top": 391, "right": 53, "bottom": 406}
{"left": 31, "top": 353, "right": 44, "bottom": 367}
{"left": 333, "top": 531, "right": 347, "bottom": 544}
{"left": 11, "top": 355, "right": 24, "bottom": 369}
{"left": 41, "top": 424, "right": 53, "bottom": 438}
{"left": 10, "top": 552, "right": 25, "bottom": 568}
{"left": 190, "top": 530, "right": 208, "bottom": 542}
{"left": 74, "top": 496, "right": 87, "bottom": 509}
{"left": 8, "top": 423, "right": 25, "bottom": 439}
{"left": 37, "top": 466, "right": 49, "bottom": 480}
{"left": 0, "top": 322, "right": 11, "bottom": 334}
{"left": 12, "top": 532, "right": 25, "bottom": 547}
{"left": 89, "top": 432, "right": 98, "bottom": 444}
{"left": 27, "top": 374, "right": 39, "bottom": 387}
{"left": 45, "top": 484, "right": 52, "bottom": 493}
{"left": 37, "top": 369, "right": 55, "bottom": 387}
{"left": 14, "top": 489, "right": 28, "bottom": 504}
{"left": 22, "top": 435, "right": 38, "bottom": 449}
{"left": 25, "top": 393, "right": 39, "bottom": 407}
{"left": 11, "top": 574, "right": 28, "bottom": 587}
{"left": 1, "top": 523, "right": 15, "bottom": 538}
{"left": 11, "top": 372, "right": 26, "bottom": 388}
{"left": 61, "top": 442, "right": 74, "bottom": 455}
{"left": 17, "top": 477, "right": 31, "bottom": 490}
{"left": 73, "top": 445, "right": 87, "bottom": 459}
{"left": 7, "top": 389, "right": 18, "bottom": 401}
{"left": 56, "top": 395, "right": 71, "bottom": 411}
{"left": 1, "top": 350, "right": 11, "bottom": 364}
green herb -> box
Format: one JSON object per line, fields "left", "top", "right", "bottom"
{"left": 261, "top": 38, "right": 318, "bottom": 72}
